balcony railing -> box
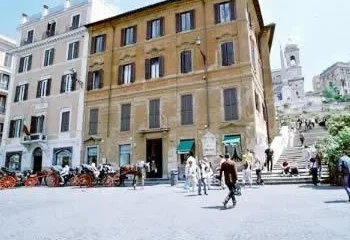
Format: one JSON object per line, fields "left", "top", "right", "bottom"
{"left": 42, "top": 31, "right": 56, "bottom": 40}
{"left": 20, "top": 38, "right": 34, "bottom": 46}
{"left": 21, "top": 133, "right": 47, "bottom": 144}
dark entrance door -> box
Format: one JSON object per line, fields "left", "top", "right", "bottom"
{"left": 146, "top": 138, "right": 162, "bottom": 178}
{"left": 33, "top": 148, "right": 43, "bottom": 173}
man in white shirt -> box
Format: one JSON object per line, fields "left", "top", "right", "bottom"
{"left": 60, "top": 164, "right": 70, "bottom": 184}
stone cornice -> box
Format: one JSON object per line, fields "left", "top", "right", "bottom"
{"left": 9, "top": 28, "right": 87, "bottom": 54}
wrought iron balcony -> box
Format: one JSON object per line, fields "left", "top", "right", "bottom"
{"left": 21, "top": 133, "right": 47, "bottom": 144}
{"left": 20, "top": 38, "right": 34, "bottom": 46}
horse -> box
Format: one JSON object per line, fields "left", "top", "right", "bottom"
{"left": 119, "top": 161, "right": 150, "bottom": 189}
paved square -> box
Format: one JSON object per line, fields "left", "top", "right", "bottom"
{"left": 0, "top": 184, "right": 349, "bottom": 240}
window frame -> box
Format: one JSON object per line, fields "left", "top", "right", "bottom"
{"left": 60, "top": 110, "right": 71, "bottom": 133}
{"left": 149, "top": 98, "right": 160, "bottom": 129}
{"left": 223, "top": 87, "right": 239, "bottom": 121}
{"left": 67, "top": 41, "right": 80, "bottom": 61}
{"left": 180, "top": 50, "right": 192, "bottom": 74}
{"left": 119, "top": 144, "right": 132, "bottom": 166}
{"left": 180, "top": 94, "right": 194, "bottom": 125}
{"left": 43, "top": 48, "right": 55, "bottom": 67}
{"left": 120, "top": 103, "right": 131, "bottom": 132}
{"left": 88, "top": 108, "right": 99, "bottom": 135}
{"left": 220, "top": 41, "right": 235, "bottom": 66}
{"left": 176, "top": 10, "right": 195, "bottom": 33}
{"left": 85, "top": 146, "right": 99, "bottom": 164}
{"left": 71, "top": 14, "right": 81, "bottom": 30}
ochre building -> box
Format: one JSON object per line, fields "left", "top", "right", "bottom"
{"left": 83, "top": 0, "right": 276, "bottom": 179}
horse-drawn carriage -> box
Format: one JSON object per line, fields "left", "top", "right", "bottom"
{"left": 0, "top": 167, "right": 18, "bottom": 189}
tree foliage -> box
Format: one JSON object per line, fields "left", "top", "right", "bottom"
{"left": 317, "top": 113, "right": 350, "bottom": 184}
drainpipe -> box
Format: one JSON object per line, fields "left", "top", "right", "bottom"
{"left": 106, "top": 24, "right": 115, "bottom": 138}
{"left": 201, "top": 0, "right": 210, "bottom": 129}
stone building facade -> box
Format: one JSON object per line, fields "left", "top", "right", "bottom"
{"left": 0, "top": 35, "right": 16, "bottom": 144}
{"left": 316, "top": 62, "right": 350, "bottom": 96}
{"left": 84, "top": 0, "right": 275, "bottom": 178}
{"left": 0, "top": 0, "right": 115, "bottom": 172}
{"left": 272, "top": 40, "right": 305, "bottom": 111}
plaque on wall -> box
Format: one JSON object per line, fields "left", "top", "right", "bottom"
{"left": 201, "top": 132, "right": 217, "bottom": 156}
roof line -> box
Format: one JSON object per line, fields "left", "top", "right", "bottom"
{"left": 86, "top": 0, "right": 266, "bottom": 30}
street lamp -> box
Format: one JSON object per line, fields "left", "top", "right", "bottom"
{"left": 196, "top": 36, "right": 209, "bottom": 128}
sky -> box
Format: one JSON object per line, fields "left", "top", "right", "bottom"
{"left": 1, "top": 0, "right": 350, "bottom": 91}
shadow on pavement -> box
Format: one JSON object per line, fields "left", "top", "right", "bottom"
{"left": 298, "top": 185, "right": 343, "bottom": 190}
{"left": 201, "top": 206, "right": 225, "bottom": 210}
{"left": 184, "top": 194, "right": 199, "bottom": 197}
{"left": 324, "top": 200, "right": 349, "bottom": 204}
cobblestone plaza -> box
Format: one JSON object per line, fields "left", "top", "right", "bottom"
{"left": 1, "top": 184, "right": 349, "bottom": 240}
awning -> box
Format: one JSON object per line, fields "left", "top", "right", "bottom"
{"left": 176, "top": 140, "right": 194, "bottom": 154}
{"left": 222, "top": 136, "right": 240, "bottom": 146}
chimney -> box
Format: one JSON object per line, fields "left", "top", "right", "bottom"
{"left": 42, "top": 5, "right": 49, "bottom": 18}
{"left": 64, "top": 0, "right": 71, "bottom": 9}
{"left": 21, "top": 13, "right": 28, "bottom": 24}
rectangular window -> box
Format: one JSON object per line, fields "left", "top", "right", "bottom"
{"left": 43, "top": 48, "right": 55, "bottom": 66}
{"left": 46, "top": 22, "right": 56, "bottom": 37}
{"left": 221, "top": 42, "right": 234, "bottom": 66}
{"left": 61, "top": 73, "right": 76, "bottom": 93}
{"left": 149, "top": 99, "right": 160, "bottom": 129}
{"left": 9, "top": 119, "right": 22, "bottom": 138}
{"left": 14, "top": 84, "right": 28, "bottom": 102}
{"left": 27, "top": 30, "right": 34, "bottom": 43}
{"left": 214, "top": 1, "right": 235, "bottom": 24}
{"left": 5, "top": 152, "right": 22, "bottom": 171}
{"left": 224, "top": 88, "right": 238, "bottom": 121}
{"left": 71, "top": 14, "right": 80, "bottom": 30}
{"left": 0, "top": 96, "right": 6, "bottom": 114}
{"left": 4, "top": 53, "right": 12, "bottom": 68}
{"left": 0, "top": 74, "right": 10, "bottom": 90}
{"left": 119, "top": 144, "right": 131, "bottom": 166}
{"left": 181, "top": 95, "right": 193, "bottom": 125}
{"left": 118, "top": 63, "right": 135, "bottom": 85}
{"left": 67, "top": 41, "right": 79, "bottom": 60}
{"left": 18, "top": 55, "right": 32, "bottom": 73}
{"left": 86, "top": 146, "right": 98, "bottom": 164}
{"left": 146, "top": 18, "right": 164, "bottom": 40}
{"left": 90, "top": 34, "right": 106, "bottom": 54}
{"left": 176, "top": 10, "right": 195, "bottom": 32}
{"left": 120, "top": 103, "right": 131, "bottom": 132}
{"left": 89, "top": 109, "right": 98, "bottom": 135}
{"left": 121, "top": 26, "right": 137, "bottom": 46}
{"left": 180, "top": 50, "right": 192, "bottom": 74}
{"left": 60, "top": 111, "right": 70, "bottom": 132}
{"left": 30, "top": 115, "right": 45, "bottom": 134}
{"left": 87, "top": 70, "right": 103, "bottom": 91}
{"left": 145, "top": 57, "right": 164, "bottom": 79}
{"left": 36, "top": 79, "right": 51, "bottom": 98}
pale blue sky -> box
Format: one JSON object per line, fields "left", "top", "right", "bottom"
{"left": 1, "top": 0, "right": 350, "bottom": 91}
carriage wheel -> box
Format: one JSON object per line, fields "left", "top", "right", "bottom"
{"left": 46, "top": 173, "right": 60, "bottom": 187}
{"left": 25, "top": 177, "right": 38, "bottom": 187}
{"left": 1, "top": 176, "right": 17, "bottom": 189}
{"left": 102, "top": 175, "right": 114, "bottom": 187}
{"left": 71, "top": 175, "right": 80, "bottom": 186}
{"left": 78, "top": 174, "right": 92, "bottom": 187}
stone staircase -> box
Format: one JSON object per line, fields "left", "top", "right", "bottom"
{"left": 236, "top": 125, "right": 330, "bottom": 185}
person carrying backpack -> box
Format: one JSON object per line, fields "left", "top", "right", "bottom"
{"left": 338, "top": 151, "right": 350, "bottom": 202}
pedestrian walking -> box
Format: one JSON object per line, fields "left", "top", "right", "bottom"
{"left": 188, "top": 160, "right": 198, "bottom": 193}
{"left": 184, "top": 160, "right": 190, "bottom": 190}
{"left": 265, "top": 146, "right": 274, "bottom": 172}
{"left": 219, "top": 154, "right": 238, "bottom": 208}
{"left": 310, "top": 157, "right": 318, "bottom": 186}
{"left": 197, "top": 159, "right": 208, "bottom": 195}
{"left": 316, "top": 152, "right": 323, "bottom": 179}
{"left": 338, "top": 151, "right": 350, "bottom": 202}
{"left": 302, "top": 146, "right": 311, "bottom": 170}
{"left": 299, "top": 131, "right": 305, "bottom": 146}
{"left": 242, "top": 150, "right": 253, "bottom": 187}
{"left": 253, "top": 154, "right": 264, "bottom": 185}
{"left": 218, "top": 154, "right": 226, "bottom": 190}
{"left": 204, "top": 159, "right": 213, "bottom": 190}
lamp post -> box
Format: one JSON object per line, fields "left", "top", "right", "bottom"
{"left": 196, "top": 36, "right": 210, "bottom": 129}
